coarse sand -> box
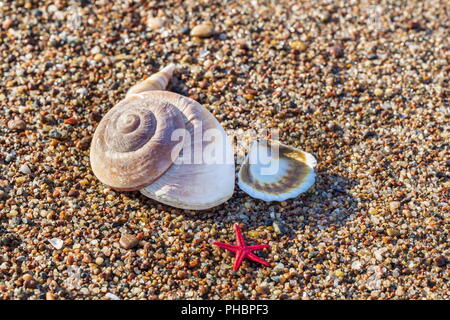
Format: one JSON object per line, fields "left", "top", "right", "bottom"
{"left": 0, "top": 0, "right": 448, "bottom": 299}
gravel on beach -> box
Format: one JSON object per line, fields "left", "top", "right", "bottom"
{"left": 0, "top": 0, "right": 449, "bottom": 300}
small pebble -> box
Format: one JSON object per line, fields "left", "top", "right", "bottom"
{"left": 374, "top": 88, "right": 384, "bottom": 97}
{"left": 64, "top": 117, "right": 78, "bottom": 125}
{"left": 80, "top": 288, "right": 90, "bottom": 295}
{"left": 93, "top": 53, "right": 103, "bottom": 62}
{"left": 389, "top": 201, "right": 401, "bottom": 213}
{"left": 5, "top": 152, "right": 16, "bottom": 163}
{"left": 23, "top": 279, "right": 37, "bottom": 289}
{"left": 22, "top": 274, "right": 33, "bottom": 281}
{"left": 48, "top": 129, "right": 63, "bottom": 140}
{"left": 434, "top": 255, "right": 447, "bottom": 267}
{"left": 329, "top": 45, "right": 344, "bottom": 58}
{"left": 7, "top": 119, "right": 26, "bottom": 131}
{"left": 2, "top": 18, "right": 12, "bottom": 29}
{"left": 334, "top": 270, "right": 344, "bottom": 277}
{"left": 146, "top": 16, "right": 164, "bottom": 30}
{"left": 178, "top": 25, "right": 190, "bottom": 35}
{"left": 256, "top": 285, "right": 269, "bottom": 295}
{"left": 273, "top": 263, "right": 284, "bottom": 272}
{"left": 48, "top": 238, "right": 64, "bottom": 250}
{"left": 386, "top": 228, "right": 399, "bottom": 237}
{"left": 19, "top": 164, "right": 31, "bottom": 174}
{"left": 119, "top": 233, "right": 139, "bottom": 249}
{"left": 351, "top": 260, "right": 362, "bottom": 270}
{"left": 190, "top": 22, "right": 215, "bottom": 38}
{"left": 46, "top": 292, "right": 56, "bottom": 300}
{"left": 248, "top": 230, "right": 260, "bottom": 238}
{"left": 105, "top": 292, "right": 120, "bottom": 300}
{"left": 90, "top": 112, "right": 102, "bottom": 122}
{"left": 406, "top": 20, "right": 420, "bottom": 30}
{"left": 68, "top": 190, "right": 79, "bottom": 197}
{"left": 290, "top": 40, "right": 307, "bottom": 51}
{"left": 273, "top": 221, "right": 285, "bottom": 234}
{"left": 76, "top": 137, "right": 92, "bottom": 150}
{"left": 396, "top": 286, "right": 405, "bottom": 296}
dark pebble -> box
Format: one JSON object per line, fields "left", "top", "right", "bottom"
{"left": 434, "top": 255, "right": 447, "bottom": 267}
{"left": 23, "top": 279, "right": 37, "bottom": 289}
{"left": 406, "top": 20, "right": 420, "bottom": 30}
{"left": 330, "top": 45, "right": 344, "bottom": 58}
{"left": 76, "top": 137, "right": 91, "bottom": 150}
{"left": 90, "top": 112, "right": 102, "bottom": 122}
{"left": 68, "top": 190, "right": 79, "bottom": 197}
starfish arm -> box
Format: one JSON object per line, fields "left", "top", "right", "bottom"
{"left": 212, "top": 242, "right": 238, "bottom": 253}
{"left": 233, "top": 250, "right": 246, "bottom": 271}
{"left": 247, "top": 252, "right": 270, "bottom": 266}
{"left": 247, "top": 244, "right": 270, "bottom": 251}
{"left": 234, "top": 224, "right": 246, "bottom": 247}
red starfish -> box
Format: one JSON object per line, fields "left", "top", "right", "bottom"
{"left": 212, "top": 224, "right": 270, "bottom": 271}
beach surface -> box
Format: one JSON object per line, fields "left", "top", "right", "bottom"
{"left": 0, "top": 0, "right": 448, "bottom": 299}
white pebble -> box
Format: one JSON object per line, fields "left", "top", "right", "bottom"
{"left": 273, "top": 263, "right": 284, "bottom": 271}
{"left": 146, "top": 16, "right": 164, "bottom": 30}
{"left": 105, "top": 293, "right": 120, "bottom": 300}
{"left": 19, "top": 164, "right": 31, "bottom": 174}
{"left": 48, "top": 238, "right": 64, "bottom": 249}
{"left": 351, "top": 260, "right": 362, "bottom": 270}
{"left": 76, "top": 88, "right": 88, "bottom": 97}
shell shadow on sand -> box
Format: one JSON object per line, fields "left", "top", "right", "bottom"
{"left": 135, "top": 162, "right": 360, "bottom": 237}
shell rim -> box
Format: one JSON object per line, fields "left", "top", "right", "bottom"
{"left": 237, "top": 139, "right": 317, "bottom": 202}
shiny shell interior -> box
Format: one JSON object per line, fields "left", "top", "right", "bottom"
{"left": 238, "top": 139, "right": 316, "bottom": 202}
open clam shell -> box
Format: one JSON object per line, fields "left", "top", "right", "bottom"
{"left": 238, "top": 139, "right": 316, "bottom": 202}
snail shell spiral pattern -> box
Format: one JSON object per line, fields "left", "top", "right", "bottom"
{"left": 90, "top": 98, "right": 186, "bottom": 191}
{"left": 90, "top": 64, "right": 235, "bottom": 210}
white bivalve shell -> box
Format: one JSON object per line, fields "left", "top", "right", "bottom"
{"left": 238, "top": 139, "right": 316, "bottom": 202}
{"left": 90, "top": 65, "right": 235, "bottom": 210}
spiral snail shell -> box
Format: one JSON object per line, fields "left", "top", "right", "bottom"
{"left": 90, "top": 65, "right": 235, "bottom": 210}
